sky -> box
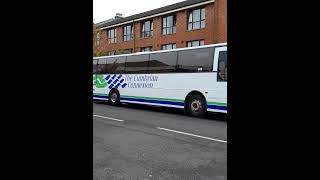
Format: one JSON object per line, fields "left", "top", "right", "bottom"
{"left": 93, "top": 0, "right": 185, "bottom": 23}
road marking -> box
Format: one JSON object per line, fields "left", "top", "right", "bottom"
{"left": 157, "top": 127, "right": 227, "bottom": 143}
{"left": 93, "top": 115, "right": 124, "bottom": 122}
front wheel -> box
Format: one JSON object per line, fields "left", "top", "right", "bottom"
{"left": 109, "top": 90, "right": 120, "bottom": 106}
{"left": 186, "top": 94, "right": 207, "bottom": 117}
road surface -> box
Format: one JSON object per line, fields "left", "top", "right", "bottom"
{"left": 93, "top": 102, "right": 227, "bottom": 180}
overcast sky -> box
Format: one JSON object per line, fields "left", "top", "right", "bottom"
{"left": 93, "top": 0, "right": 185, "bottom": 23}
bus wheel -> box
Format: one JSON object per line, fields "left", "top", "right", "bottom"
{"left": 109, "top": 90, "right": 120, "bottom": 106}
{"left": 186, "top": 94, "right": 207, "bottom": 117}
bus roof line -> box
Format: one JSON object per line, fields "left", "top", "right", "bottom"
{"left": 93, "top": 42, "right": 227, "bottom": 59}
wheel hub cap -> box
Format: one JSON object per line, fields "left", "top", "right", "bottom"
{"left": 111, "top": 94, "right": 117, "bottom": 103}
{"left": 191, "top": 100, "right": 202, "bottom": 112}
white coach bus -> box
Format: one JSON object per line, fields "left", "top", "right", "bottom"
{"left": 93, "top": 43, "right": 227, "bottom": 117}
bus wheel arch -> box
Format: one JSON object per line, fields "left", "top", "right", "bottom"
{"left": 108, "top": 88, "right": 121, "bottom": 106}
{"left": 184, "top": 91, "right": 207, "bottom": 117}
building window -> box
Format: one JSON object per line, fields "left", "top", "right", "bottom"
{"left": 141, "top": 20, "right": 153, "bottom": 38}
{"left": 141, "top": 46, "right": 152, "bottom": 52}
{"left": 123, "top": 24, "right": 133, "bottom": 41}
{"left": 107, "top": 28, "right": 116, "bottom": 43}
{"left": 187, "top": 40, "right": 204, "bottom": 47}
{"left": 161, "top": 43, "right": 176, "bottom": 50}
{"left": 122, "top": 49, "right": 133, "bottom": 54}
{"left": 107, "top": 51, "right": 115, "bottom": 56}
{"left": 162, "top": 15, "right": 176, "bottom": 35}
{"left": 96, "top": 32, "right": 101, "bottom": 47}
{"left": 187, "top": 8, "right": 205, "bottom": 30}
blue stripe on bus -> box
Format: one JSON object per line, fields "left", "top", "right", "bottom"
{"left": 120, "top": 97, "right": 227, "bottom": 111}
{"left": 117, "top": 75, "right": 122, "bottom": 79}
{"left": 93, "top": 95, "right": 227, "bottom": 111}
{"left": 93, "top": 95, "right": 108, "bottom": 99}
{"left": 207, "top": 104, "right": 227, "bottom": 111}
{"left": 105, "top": 75, "right": 111, "bottom": 80}
{"left": 112, "top": 74, "right": 116, "bottom": 79}
{"left": 120, "top": 97, "right": 184, "bottom": 106}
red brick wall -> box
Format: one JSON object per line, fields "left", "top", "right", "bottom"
{"left": 213, "top": 0, "right": 227, "bottom": 43}
{"left": 95, "top": 0, "right": 227, "bottom": 54}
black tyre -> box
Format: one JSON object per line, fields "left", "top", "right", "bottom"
{"left": 109, "top": 90, "right": 120, "bottom": 106}
{"left": 186, "top": 94, "right": 207, "bottom": 117}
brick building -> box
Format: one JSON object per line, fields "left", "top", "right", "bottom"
{"left": 94, "top": 0, "right": 226, "bottom": 56}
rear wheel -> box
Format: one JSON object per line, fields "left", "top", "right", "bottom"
{"left": 186, "top": 94, "right": 207, "bottom": 117}
{"left": 109, "top": 90, "right": 120, "bottom": 106}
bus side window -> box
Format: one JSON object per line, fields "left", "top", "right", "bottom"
{"left": 97, "top": 58, "right": 107, "bottom": 74}
{"left": 177, "top": 47, "right": 214, "bottom": 72}
{"left": 93, "top": 60, "right": 98, "bottom": 74}
{"left": 217, "top": 51, "right": 227, "bottom": 81}
{"left": 93, "top": 60, "right": 98, "bottom": 85}
{"left": 113, "top": 56, "right": 126, "bottom": 74}
{"left": 125, "top": 54, "right": 149, "bottom": 74}
{"left": 149, "top": 51, "right": 177, "bottom": 73}
{"left": 106, "top": 57, "right": 116, "bottom": 74}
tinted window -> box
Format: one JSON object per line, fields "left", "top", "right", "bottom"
{"left": 177, "top": 47, "right": 214, "bottom": 72}
{"left": 96, "top": 58, "right": 107, "bottom": 74}
{"left": 149, "top": 52, "right": 177, "bottom": 73}
{"left": 111, "top": 56, "right": 126, "bottom": 74}
{"left": 93, "top": 60, "right": 98, "bottom": 73}
{"left": 98, "top": 58, "right": 107, "bottom": 64}
{"left": 217, "top": 51, "right": 227, "bottom": 81}
{"left": 104, "top": 57, "right": 116, "bottom": 74}
{"left": 125, "top": 54, "right": 149, "bottom": 74}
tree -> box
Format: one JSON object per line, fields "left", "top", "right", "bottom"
{"left": 92, "top": 22, "right": 106, "bottom": 57}
{"left": 93, "top": 22, "right": 99, "bottom": 57}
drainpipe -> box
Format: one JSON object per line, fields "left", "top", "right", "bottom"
{"left": 133, "top": 20, "right": 136, "bottom": 53}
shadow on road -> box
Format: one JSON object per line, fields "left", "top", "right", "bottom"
{"left": 93, "top": 100, "right": 227, "bottom": 122}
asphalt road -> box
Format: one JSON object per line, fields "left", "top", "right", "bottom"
{"left": 93, "top": 101, "right": 227, "bottom": 180}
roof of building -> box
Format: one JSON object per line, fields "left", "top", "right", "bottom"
{"left": 96, "top": 0, "right": 212, "bottom": 29}
{"left": 95, "top": 18, "right": 114, "bottom": 27}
